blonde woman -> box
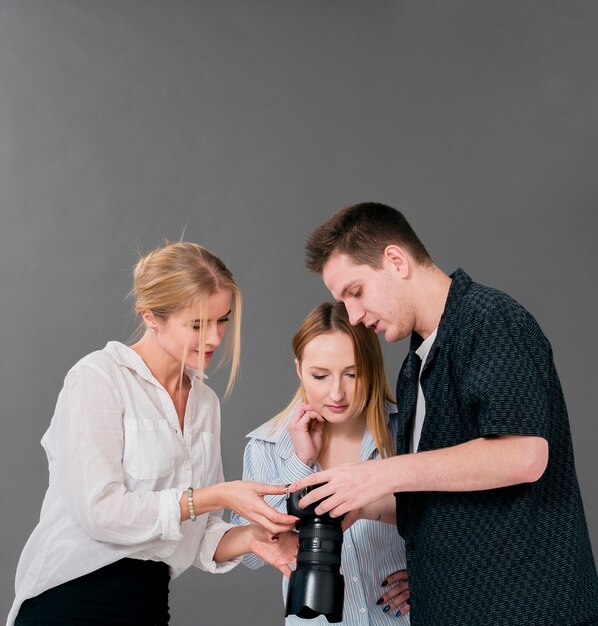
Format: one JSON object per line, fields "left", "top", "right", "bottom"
{"left": 8, "top": 242, "right": 297, "bottom": 626}
{"left": 232, "top": 302, "right": 410, "bottom": 624}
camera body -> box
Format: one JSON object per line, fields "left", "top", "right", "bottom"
{"left": 285, "top": 485, "right": 345, "bottom": 623}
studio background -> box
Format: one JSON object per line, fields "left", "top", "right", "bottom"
{"left": 1, "top": 2, "right": 596, "bottom": 624}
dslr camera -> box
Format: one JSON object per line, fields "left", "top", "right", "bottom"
{"left": 285, "top": 485, "right": 344, "bottom": 623}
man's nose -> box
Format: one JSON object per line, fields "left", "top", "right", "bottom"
{"left": 346, "top": 303, "right": 365, "bottom": 326}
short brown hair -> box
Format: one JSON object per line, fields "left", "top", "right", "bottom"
{"left": 305, "top": 202, "right": 432, "bottom": 273}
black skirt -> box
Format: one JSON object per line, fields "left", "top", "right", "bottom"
{"left": 15, "top": 558, "right": 170, "bottom": 625}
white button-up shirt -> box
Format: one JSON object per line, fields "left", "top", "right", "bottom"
{"left": 7, "top": 341, "right": 238, "bottom": 626}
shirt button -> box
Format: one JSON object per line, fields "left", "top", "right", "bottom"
{"left": 352, "top": 576, "right": 358, "bottom": 582}
{"left": 345, "top": 544, "right": 352, "bottom": 549}
{"left": 360, "top": 608, "right": 366, "bottom": 613}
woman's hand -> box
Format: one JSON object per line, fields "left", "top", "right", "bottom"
{"left": 377, "top": 570, "right": 410, "bottom": 617}
{"left": 249, "top": 527, "right": 298, "bottom": 578}
{"left": 221, "top": 481, "right": 298, "bottom": 536}
{"left": 287, "top": 403, "right": 325, "bottom": 467}
{"left": 213, "top": 525, "right": 298, "bottom": 570}
{"left": 183, "top": 482, "right": 297, "bottom": 535}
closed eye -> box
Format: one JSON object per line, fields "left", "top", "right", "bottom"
{"left": 192, "top": 316, "right": 230, "bottom": 331}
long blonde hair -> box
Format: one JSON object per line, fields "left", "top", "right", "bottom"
{"left": 271, "top": 302, "right": 395, "bottom": 458}
{"left": 131, "top": 241, "right": 242, "bottom": 397}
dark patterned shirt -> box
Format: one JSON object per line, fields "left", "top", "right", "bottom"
{"left": 394, "top": 269, "right": 598, "bottom": 626}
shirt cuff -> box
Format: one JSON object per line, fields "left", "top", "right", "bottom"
{"left": 195, "top": 518, "right": 241, "bottom": 574}
{"left": 159, "top": 489, "right": 184, "bottom": 542}
{"left": 279, "top": 452, "right": 316, "bottom": 485}
{"left": 241, "top": 551, "right": 266, "bottom": 570}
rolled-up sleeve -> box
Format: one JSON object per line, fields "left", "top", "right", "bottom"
{"left": 193, "top": 514, "right": 240, "bottom": 573}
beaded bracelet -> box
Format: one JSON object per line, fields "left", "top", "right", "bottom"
{"left": 187, "top": 487, "right": 196, "bottom": 522}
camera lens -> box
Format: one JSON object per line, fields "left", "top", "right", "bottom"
{"left": 297, "top": 524, "right": 342, "bottom": 567}
{"left": 285, "top": 485, "right": 345, "bottom": 623}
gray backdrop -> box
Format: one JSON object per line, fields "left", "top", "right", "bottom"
{"left": 1, "top": 1, "right": 596, "bottom": 624}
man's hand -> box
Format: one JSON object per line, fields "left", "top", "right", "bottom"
{"left": 289, "top": 460, "right": 387, "bottom": 518}
{"left": 290, "top": 435, "right": 549, "bottom": 521}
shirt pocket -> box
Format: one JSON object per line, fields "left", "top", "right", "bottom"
{"left": 123, "top": 418, "right": 175, "bottom": 479}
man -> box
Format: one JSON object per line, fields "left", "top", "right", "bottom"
{"left": 291, "top": 202, "right": 598, "bottom": 625}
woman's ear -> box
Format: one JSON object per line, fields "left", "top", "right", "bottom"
{"left": 141, "top": 309, "right": 158, "bottom": 329}
{"left": 295, "top": 358, "right": 302, "bottom": 382}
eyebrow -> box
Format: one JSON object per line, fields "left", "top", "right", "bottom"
{"left": 308, "top": 365, "right": 356, "bottom": 372}
{"left": 192, "top": 309, "right": 232, "bottom": 322}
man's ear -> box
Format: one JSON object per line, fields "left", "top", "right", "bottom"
{"left": 383, "top": 244, "right": 411, "bottom": 276}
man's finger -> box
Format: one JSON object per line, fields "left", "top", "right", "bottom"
{"left": 289, "top": 471, "right": 329, "bottom": 493}
{"left": 294, "top": 481, "right": 336, "bottom": 509}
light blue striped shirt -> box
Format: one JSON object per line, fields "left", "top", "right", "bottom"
{"left": 231, "top": 403, "right": 409, "bottom": 625}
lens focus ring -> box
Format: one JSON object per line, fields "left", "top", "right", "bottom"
{"left": 299, "top": 526, "right": 343, "bottom": 542}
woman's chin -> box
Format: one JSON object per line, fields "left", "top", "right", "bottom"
{"left": 186, "top": 351, "right": 211, "bottom": 369}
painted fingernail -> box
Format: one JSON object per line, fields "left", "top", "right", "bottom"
{"left": 395, "top": 609, "right": 402, "bottom": 617}
{"left": 381, "top": 579, "right": 388, "bottom": 587}
{"left": 383, "top": 606, "right": 390, "bottom": 613}
{"left": 376, "top": 597, "right": 384, "bottom": 605}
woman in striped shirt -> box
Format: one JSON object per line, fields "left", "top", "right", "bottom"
{"left": 231, "top": 302, "right": 410, "bottom": 624}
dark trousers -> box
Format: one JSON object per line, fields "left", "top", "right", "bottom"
{"left": 15, "top": 558, "right": 170, "bottom": 625}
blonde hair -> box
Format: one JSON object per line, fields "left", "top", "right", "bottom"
{"left": 271, "top": 302, "right": 395, "bottom": 458}
{"left": 131, "top": 241, "right": 242, "bottom": 397}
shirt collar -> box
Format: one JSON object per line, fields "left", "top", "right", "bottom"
{"left": 409, "top": 268, "right": 472, "bottom": 352}
{"left": 246, "top": 418, "right": 285, "bottom": 445}
{"left": 434, "top": 268, "right": 473, "bottom": 347}
{"left": 103, "top": 341, "right": 203, "bottom": 386}
{"left": 246, "top": 406, "right": 295, "bottom": 460}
